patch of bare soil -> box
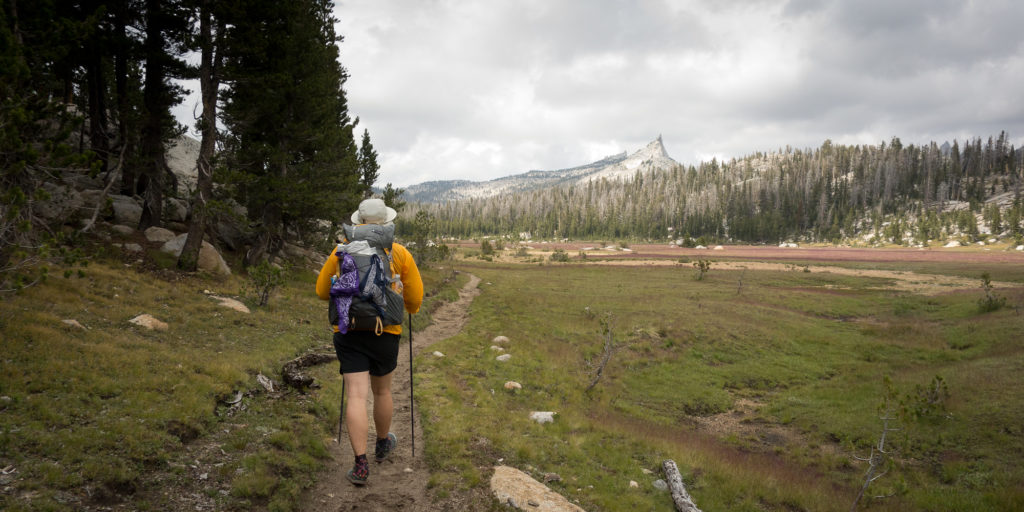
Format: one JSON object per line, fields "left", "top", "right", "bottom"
{"left": 605, "top": 259, "right": 1015, "bottom": 295}
{"left": 296, "top": 274, "right": 482, "bottom": 512}
{"left": 688, "top": 399, "right": 838, "bottom": 456}
{"left": 472, "top": 244, "right": 1020, "bottom": 295}
{"left": 706, "top": 261, "right": 998, "bottom": 295}
{"left": 689, "top": 399, "right": 780, "bottom": 442}
{"left": 490, "top": 242, "right": 1024, "bottom": 264}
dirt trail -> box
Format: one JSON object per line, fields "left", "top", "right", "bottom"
{"left": 298, "top": 273, "right": 481, "bottom": 512}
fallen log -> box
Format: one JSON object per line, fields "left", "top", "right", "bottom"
{"left": 662, "top": 460, "right": 702, "bottom": 512}
{"left": 282, "top": 352, "right": 337, "bottom": 390}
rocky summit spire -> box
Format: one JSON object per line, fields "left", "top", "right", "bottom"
{"left": 640, "top": 136, "right": 669, "bottom": 159}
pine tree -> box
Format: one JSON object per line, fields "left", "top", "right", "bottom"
{"left": 381, "top": 183, "right": 406, "bottom": 212}
{"left": 221, "top": 0, "right": 361, "bottom": 265}
{"left": 358, "top": 128, "right": 380, "bottom": 198}
{"left": 1, "top": 0, "right": 95, "bottom": 287}
{"left": 137, "top": 0, "right": 190, "bottom": 230}
{"left": 178, "top": 0, "right": 227, "bottom": 271}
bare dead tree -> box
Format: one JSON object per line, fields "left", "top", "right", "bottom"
{"left": 850, "top": 396, "right": 902, "bottom": 511}
{"left": 79, "top": 145, "right": 127, "bottom": 235}
{"left": 586, "top": 313, "right": 617, "bottom": 392}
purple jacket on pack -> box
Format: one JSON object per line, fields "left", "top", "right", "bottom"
{"left": 329, "top": 252, "right": 360, "bottom": 334}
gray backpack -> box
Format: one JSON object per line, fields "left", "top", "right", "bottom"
{"left": 328, "top": 223, "right": 405, "bottom": 333}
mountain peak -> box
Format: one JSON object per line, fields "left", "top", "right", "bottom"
{"left": 403, "top": 136, "right": 679, "bottom": 202}
{"left": 597, "top": 136, "right": 677, "bottom": 178}
{"left": 640, "top": 135, "right": 669, "bottom": 159}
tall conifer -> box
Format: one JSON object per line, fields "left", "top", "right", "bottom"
{"left": 221, "top": 0, "right": 360, "bottom": 265}
{"left": 358, "top": 128, "right": 380, "bottom": 198}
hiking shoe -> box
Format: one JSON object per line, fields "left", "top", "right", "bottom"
{"left": 347, "top": 456, "right": 369, "bottom": 486}
{"left": 374, "top": 432, "right": 397, "bottom": 463}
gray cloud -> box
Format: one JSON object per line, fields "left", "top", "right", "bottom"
{"left": 310, "top": 0, "right": 1024, "bottom": 186}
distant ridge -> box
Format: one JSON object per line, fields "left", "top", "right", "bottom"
{"left": 403, "top": 137, "right": 679, "bottom": 203}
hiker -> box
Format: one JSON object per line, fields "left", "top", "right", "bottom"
{"left": 315, "top": 198, "right": 423, "bottom": 486}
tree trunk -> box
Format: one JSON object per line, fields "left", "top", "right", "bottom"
{"left": 245, "top": 206, "right": 283, "bottom": 267}
{"left": 662, "top": 460, "right": 702, "bottom": 512}
{"left": 179, "top": 0, "right": 220, "bottom": 271}
{"left": 113, "top": 0, "right": 134, "bottom": 192}
{"left": 244, "top": 158, "right": 287, "bottom": 267}
{"left": 137, "top": 0, "right": 167, "bottom": 230}
{"left": 10, "top": 0, "right": 23, "bottom": 49}
{"left": 86, "top": 50, "right": 109, "bottom": 175}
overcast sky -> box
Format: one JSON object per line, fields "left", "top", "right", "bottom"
{"left": 179, "top": 0, "right": 1024, "bottom": 188}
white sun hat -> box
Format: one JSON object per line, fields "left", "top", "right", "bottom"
{"left": 350, "top": 198, "right": 398, "bottom": 225}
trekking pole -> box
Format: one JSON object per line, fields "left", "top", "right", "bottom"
{"left": 337, "top": 377, "right": 345, "bottom": 444}
{"left": 408, "top": 313, "right": 415, "bottom": 458}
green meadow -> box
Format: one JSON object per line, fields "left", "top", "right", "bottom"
{"left": 2, "top": 245, "right": 1023, "bottom": 511}
{"left": 416, "top": 256, "right": 1024, "bottom": 511}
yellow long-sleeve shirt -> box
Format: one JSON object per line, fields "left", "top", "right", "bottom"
{"left": 315, "top": 241, "right": 423, "bottom": 335}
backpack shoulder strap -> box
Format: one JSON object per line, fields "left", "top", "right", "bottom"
{"left": 334, "top": 244, "right": 345, "bottom": 278}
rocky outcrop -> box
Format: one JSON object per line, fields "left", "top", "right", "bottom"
{"left": 283, "top": 242, "right": 326, "bottom": 271}
{"left": 490, "top": 466, "right": 585, "bottom": 512}
{"left": 111, "top": 225, "right": 135, "bottom": 236}
{"left": 166, "top": 135, "right": 200, "bottom": 194}
{"left": 29, "top": 133, "right": 326, "bottom": 273}
{"left": 207, "top": 293, "right": 250, "bottom": 313}
{"left": 62, "top": 319, "right": 87, "bottom": 330}
{"left": 143, "top": 227, "right": 177, "bottom": 243}
{"left": 164, "top": 197, "right": 189, "bottom": 224}
{"left": 129, "top": 314, "right": 168, "bottom": 331}
{"left": 587, "top": 135, "right": 677, "bottom": 182}
{"left": 109, "top": 194, "right": 144, "bottom": 226}
{"left": 529, "top": 412, "right": 556, "bottom": 424}
{"left": 160, "top": 234, "right": 231, "bottom": 276}
{"left": 37, "top": 183, "right": 85, "bottom": 223}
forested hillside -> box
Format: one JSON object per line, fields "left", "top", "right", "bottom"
{"left": 404, "top": 135, "right": 1024, "bottom": 245}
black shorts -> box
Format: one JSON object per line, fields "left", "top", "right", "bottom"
{"left": 333, "top": 330, "right": 400, "bottom": 376}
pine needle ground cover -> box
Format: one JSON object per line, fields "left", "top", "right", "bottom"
{"left": 0, "top": 257, "right": 460, "bottom": 512}
{"left": 416, "top": 259, "right": 1024, "bottom": 511}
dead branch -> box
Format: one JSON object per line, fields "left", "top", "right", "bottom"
{"left": 282, "top": 351, "right": 337, "bottom": 390}
{"left": 79, "top": 144, "right": 127, "bottom": 234}
{"left": 850, "top": 411, "right": 901, "bottom": 511}
{"left": 585, "top": 313, "right": 616, "bottom": 392}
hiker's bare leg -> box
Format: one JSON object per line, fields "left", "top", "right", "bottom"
{"left": 344, "top": 371, "right": 370, "bottom": 456}
{"left": 370, "top": 372, "right": 394, "bottom": 439}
